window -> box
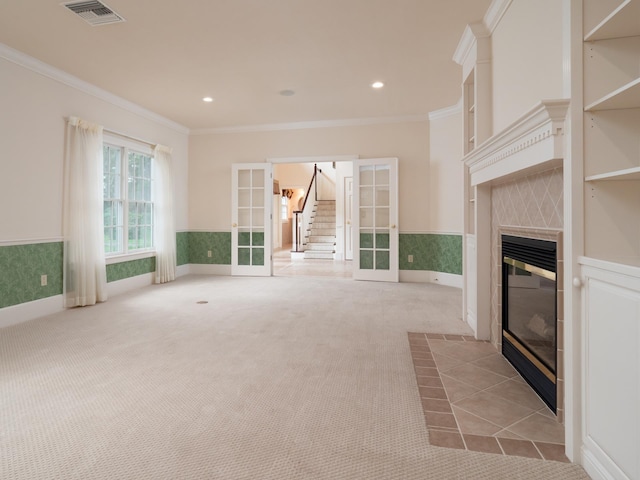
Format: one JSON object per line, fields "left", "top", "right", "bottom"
{"left": 281, "top": 195, "right": 288, "bottom": 221}
{"left": 103, "top": 139, "right": 154, "bottom": 256}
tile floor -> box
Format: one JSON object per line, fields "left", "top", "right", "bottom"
{"left": 408, "top": 332, "right": 568, "bottom": 462}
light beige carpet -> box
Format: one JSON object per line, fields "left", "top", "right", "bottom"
{"left": 0, "top": 275, "right": 588, "bottom": 479}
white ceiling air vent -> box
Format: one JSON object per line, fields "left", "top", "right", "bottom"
{"left": 62, "top": 1, "right": 125, "bottom": 26}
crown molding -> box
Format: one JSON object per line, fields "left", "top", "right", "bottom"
{"left": 453, "top": 22, "right": 491, "bottom": 66}
{"left": 0, "top": 43, "right": 190, "bottom": 136}
{"left": 484, "top": 0, "right": 513, "bottom": 34}
{"left": 428, "top": 98, "right": 462, "bottom": 121}
{"left": 190, "top": 114, "right": 430, "bottom": 135}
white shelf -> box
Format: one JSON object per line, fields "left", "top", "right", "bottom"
{"left": 584, "top": 0, "right": 640, "bottom": 41}
{"left": 586, "top": 166, "right": 640, "bottom": 181}
{"left": 585, "top": 77, "right": 640, "bottom": 111}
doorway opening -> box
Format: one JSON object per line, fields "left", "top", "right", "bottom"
{"left": 268, "top": 156, "right": 355, "bottom": 279}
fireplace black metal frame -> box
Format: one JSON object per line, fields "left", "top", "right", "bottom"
{"left": 501, "top": 235, "right": 557, "bottom": 413}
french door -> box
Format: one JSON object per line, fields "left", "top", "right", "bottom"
{"left": 352, "top": 158, "right": 398, "bottom": 282}
{"left": 231, "top": 163, "right": 272, "bottom": 276}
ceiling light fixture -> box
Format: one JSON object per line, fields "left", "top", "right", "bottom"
{"left": 279, "top": 89, "right": 296, "bottom": 97}
{"left": 371, "top": 81, "right": 384, "bottom": 89}
{"left": 202, "top": 97, "right": 214, "bottom": 102}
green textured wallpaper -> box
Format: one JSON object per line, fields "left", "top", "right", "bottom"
{"left": 0, "top": 242, "right": 63, "bottom": 309}
{"left": 399, "top": 234, "right": 462, "bottom": 274}
{"left": 176, "top": 231, "right": 189, "bottom": 266}
{"left": 188, "top": 232, "right": 231, "bottom": 265}
{"left": 106, "top": 257, "right": 156, "bottom": 282}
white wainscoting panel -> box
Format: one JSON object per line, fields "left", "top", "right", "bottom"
{"left": 582, "top": 261, "right": 640, "bottom": 480}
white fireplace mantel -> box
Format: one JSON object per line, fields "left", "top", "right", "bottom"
{"left": 464, "top": 99, "right": 570, "bottom": 186}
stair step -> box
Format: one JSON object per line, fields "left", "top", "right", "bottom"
{"left": 312, "top": 215, "right": 336, "bottom": 223}
{"left": 309, "top": 228, "right": 336, "bottom": 236}
{"left": 304, "top": 243, "right": 335, "bottom": 251}
{"left": 308, "top": 235, "right": 335, "bottom": 243}
{"left": 304, "top": 251, "right": 334, "bottom": 260}
{"left": 309, "top": 222, "right": 335, "bottom": 229}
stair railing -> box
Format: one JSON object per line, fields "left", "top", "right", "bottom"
{"left": 292, "top": 164, "right": 320, "bottom": 253}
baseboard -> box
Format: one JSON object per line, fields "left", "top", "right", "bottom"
{"left": 107, "top": 272, "right": 154, "bottom": 297}
{"left": 466, "top": 311, "right": 478, "bottom": 337}
{"left": 399, "top": 270, "right": 462, "bottom": 288}
{"left": 176, "top": 264, "right": 190, "bottom": 277}
{"left": 582, "top": 446, "right": 619, "bottom": 480}
{"left": 0, "top": 295, "right": 64, "bottom": 328}
{"left": 189, "top": 264, "right": 232, "bottom": 275}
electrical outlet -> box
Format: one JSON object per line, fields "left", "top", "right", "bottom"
{"left": 41, "top": 274, "right": 47, "bottom": 287}
{"left": 408, "top": 255, "right": 414, "bottom": 263}
{"left": 207, "top": 250, "right": 212, "bottom": 258}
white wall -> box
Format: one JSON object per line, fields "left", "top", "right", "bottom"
{"left": 491, "top": 0, "right": 564, "bottom": 134}
{"left": 189, "top": 121, "right": 430, "bottom": 233}
{"left": 429, "top": 108, "right": 463, "bottom": 233}
{"left": 0, "top": 53, "right": 189, "bottom": 243}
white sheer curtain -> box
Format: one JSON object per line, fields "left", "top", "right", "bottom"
{"left": 153, "top": 144, "right": 176, "bottom": 284}
{"left": 63, "top": 117, "right": 108, "bottom": 307}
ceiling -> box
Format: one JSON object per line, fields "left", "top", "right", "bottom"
{"left": 0, "top": 0, "right": 492, "bottom": 130}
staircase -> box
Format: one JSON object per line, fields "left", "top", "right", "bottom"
{"left": 304, "top": 200, "right": 336, "bottom": 259}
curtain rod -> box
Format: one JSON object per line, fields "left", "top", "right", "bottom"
{"left": 103, "top": 127, "right": 155, "bottom": 148}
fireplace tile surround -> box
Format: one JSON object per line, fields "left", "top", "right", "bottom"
{"left": 463, "top": 101, "right": 569, "bottom": 428}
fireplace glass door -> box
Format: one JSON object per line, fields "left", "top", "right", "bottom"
{"left": 501, "top": 235, "right": 557, "bottom": 412}
{"left": 503, "top": 257, "right": 556, "bottom": 374}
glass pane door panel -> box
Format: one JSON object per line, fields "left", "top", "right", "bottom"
{"left": 252, "top": 188, "right": 265, "bottom": 207}
{"left": 238, "top": 170, "right": 251, "bottom": 188}
{"left": 360, "top": 229, "right": 374, "bottom": 248}
{"left": 252, "top": 231, "right": 264, "bottom": 246}
{"left": 238, "top": 209, "right": 250, "bottom": 227}
{"left": 238, "top": 248, "right": 251, "bottom": 265}
{"left": 252, "top": 170, "right": 264, "bottom": 187}
{"left": 375, "top": 165, "right": 390, "bottom": 185}
{"left": 375, "top": 232, "right": 390, "bottom": 249}
{"left": 360, "top": 208, "right": 374, "bottom": 227}
{"left": 360, "top": 187, "right": 374, "bottom": 207}
{"left": 375, "top": 207, "right": 390, "bottom": 227}
{"left": 360, "top": 250, "right": 374, "bottom": 270}
{"left": 252, "top": 208, "right": 264, "bottom": 227}
{"left": 360, "top": 167, "right": 374, "bottom": 186}
{"left": 375, "top": 187, "right": 389, "bottom": 206}
{"left": 238, "top": 189, "right": 250, "bottom": 208}
{"left": 375, "top": 250, "right": 390, "bottom": 270}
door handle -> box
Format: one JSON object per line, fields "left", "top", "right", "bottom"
{"left": 390, "top": 224, "right": 396, "bottom": 229}
{"left": 232, "top": 223, "right": 238, "bottom": 228}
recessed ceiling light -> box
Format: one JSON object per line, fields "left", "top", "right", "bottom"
{"left": 371, "top": 81, "right": 384, "bottom": 89}
{"left": 279, "top": 89, "right": 296, "bottom": 97}
{"left": 202, "top": 97, "right": 214, "bottom": 102}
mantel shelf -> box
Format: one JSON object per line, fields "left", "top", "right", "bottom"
{"left": 584, "top": 0, "right": 640, "bottom": 42}
{"left": 585, "top": 166, "right": 640, "bottom": 181}
{"left": 585, "top": 77, "right": 640, "bottom": 111}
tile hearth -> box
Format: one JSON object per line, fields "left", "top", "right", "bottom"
{"left": 408, "top": 332, "right": 568, "bottom": 462}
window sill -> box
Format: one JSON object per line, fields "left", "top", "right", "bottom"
{"left": 106, "top": 250, "right": 156, "bottom": 265}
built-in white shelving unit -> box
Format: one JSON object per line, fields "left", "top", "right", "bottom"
{"left": 580, "top": 3, "right": 640, "bottom": 479}
{"left": 583, "top": 0, "right": 640, "bottom": 266}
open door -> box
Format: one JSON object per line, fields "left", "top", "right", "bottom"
{"left": 353, "top": 158, "right": 398, "bottom": 282}
{"left": 231, "top": 163, "right": 272, "bottom": 276}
